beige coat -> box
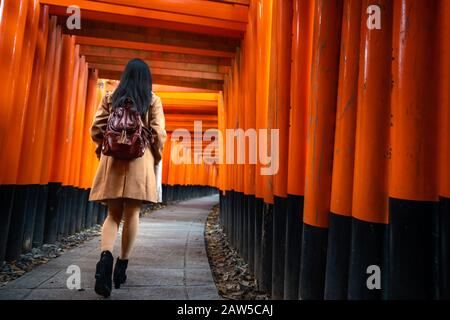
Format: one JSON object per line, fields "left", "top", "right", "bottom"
{"left": 89, "top": 92, "right": 167, "bottom": 203}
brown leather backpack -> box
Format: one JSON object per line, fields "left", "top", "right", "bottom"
{"left": 102, "top": 99, "right": 149, "bottom": 160}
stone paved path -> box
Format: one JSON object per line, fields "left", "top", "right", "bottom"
{"left": 0, "top": 195, "right": 220, "bottom": 300}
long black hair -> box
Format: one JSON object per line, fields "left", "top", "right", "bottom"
{"left": 112, "top": 59, "right": 152, "bottom": 116}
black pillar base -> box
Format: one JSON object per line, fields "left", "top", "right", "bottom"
{"left": 242, "top": 194, "right": 248, "bottom": 263}
{"left": 247, "top": 195, "right": 256, "bottom": 274}
{"left": 233, "top": 191, "right": 241, "bottom": 251}
{"left": 283, "top": 194, "right": 304, "bottom": 300}
{"left": 5, "top": 185, "right": 31, "bottom": 261}
{"left": 324, "top": 212, "right": 352, "bottom": 300}
{"left": 33, "top": 185, "right": 49, "bottom": 248}
{"left": 22, "top": 185, "right": 40, "bottom": 252}
{"left": 272, "top": 196, "right": 287, "bottom": 300}
{"left": 229, "top": 191, "right": 235, "bottom": 247}
{"left": 0, "top": 185, "right": 15, "bottom": 265}
{"left": 439, "top": 197, "right": 450, "bottom": 299}
{"left": 260, "top": 202, "right": 273, "bottom": 293}
{"left": 299, "top": 223, "right": 328, "bottom": 300}
{"left": 254, "top": 197, "right": 263, "bottom": 285}
{"left": 347, "top": 217, "right": 386, "bottom": 300}
{"left": 388, "top": 197, "right": 436, "bottom": 300}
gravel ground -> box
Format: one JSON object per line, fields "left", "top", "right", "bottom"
{"left": 0, "top": 226, "right": 102, "bottom": 288}
{"left": 141, "top": 202, "right": 166, "bottom": 216}
{"left": 205, "top": 205, "right": 270, "bottom": 300}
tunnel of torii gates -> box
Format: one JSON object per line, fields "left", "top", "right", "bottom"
{"left": 0, "top": 0, "right": 449, "bottom": 300}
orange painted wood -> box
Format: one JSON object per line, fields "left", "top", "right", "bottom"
{"left": 235, "top": 48, "right": 244, "bottom": 193}
{"left": 17, "top": 5, "right": 50, "bottom": 185}
{"left": 70, "top": 57, "right": 88, "bottom": 187}
{"left": 242, "top": 2, "right": 256, "bottom": 196}
{"left": 254, "top": 0, "right": 273, "bottom": 202}
{"left": 89, "top": 63, "right": 225, "bottom": 81}
{"left": 287, "top": 0, "right": 314, "bottom": 197}
{"left": 0, "top": 0, "right": 30, "bottom": 184}
{"left": 154, "top": 85, "right": 219, "bottom": 93}
{"left": 80, "top": 69, "right": 99, "bottom": 189}
{"left": 76, "top": 36, "right": 235, "bottom": 58}
{"left": 80, "top": 45, "right": 232, "bottom": 66}
{"left": 162, "top": 134, "right": 172, "bottom": 185}
{"left": 13, "top": 1, "right": 44, "bottom": 185}
{"left": 61, "top": 19, "right": 239, "bottom": 54}
{"left": 3, "top": 0, "right": 40, "bottom": 184}
{"left": 439, "top": 0, "right": 450, "bottom": 198}
{"left": 85, "top": 56, "right": 230, "bottom": 74}
{"left": 165, "top": 114, "right": 218, "bottom": 122}
{"left": 91, "top": 0, "right": 248, "bottom": 23}
{"left": 217, "top": 91, "right": 227, "bottom": 191}
{"left": 62, "top": 45, "right": 81, "bottom": 185}
{"left": 303, "top": 0, "right": 343, "bottom": 228}
{"left": 28, "top": 15, "right": 56, "bottom": 184}
{"left": 40, "top": 24, "right": 64, "bottom": 185}
{"left": 49, "top": 35, "right": 76, "bottom": 183}
{"left": 42, "top": 0, "right": 246, "bottom": 37}
{"left": 270, "top": 0, "right": 292, "bottom": 198}
{"left": 163, "top": 105, "right": 218, "bottom": 115}
{"left": 352, "top": 0, "right": 392, "bottom": 224}
{"left": 98, "top": 70, "right": 224, "bottom": 90}
{"left": 390, "top": 0, "right": 440, "bottom": 202}
{"left": 330, "top": 0, "right": 361, "bottom": 217}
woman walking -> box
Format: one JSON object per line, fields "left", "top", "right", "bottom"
{"left": 89, "top": 59, "right": 166, "bottom": 298}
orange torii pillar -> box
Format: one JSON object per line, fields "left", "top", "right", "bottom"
{"left": 79, "top": 68, "right": 99, "bottom": 231}
{"left": 300, "top": 0, "right": 343, "bottom": 300}
{"left": 348, "top": 0, "right": 392, "bottom": 300}
{"left": 161, "top": 133, "right": 172, "bottom": 202}
{"left": 269, "top": 0, "right": 293, "bottom": 300}
{"left": 324, "top": 0, "right": 361, "bottom": 300}
{"left": 16, "top": 5, "right": 50, "bottom": 251}
{"left": 255, "top": 0, "right": 274, "bottom": 293}
{"left": 243, "top": 3, "right": 257, "bottom": 275}
{"left": 4, "top": 0, "right": 42, "bottom": 261}
{"left": 388, "top": 0, "right": 440, "bottom": 299}
{"left": 24, "top": 17, "right": 62, "bottom": 253}
{"left": 0, "top": 5, "right": 29, "bottom": 261}
{"left": 438, "top": 0, "right": 450, "bottom": 300}
{"left": 0, "top": 0, "right": 39, "bottom": 262}
{"left": 239, "top": 42, "right": 250, "bottom": 264}
{"left": 284, "top": 0, "right": 314, "bottom": 300}
{"left": 46, "top": 34, "right": 77, "bottom": 242}
{"left": 227, "top": 55, "right": 239, "bottom": 252}
{"left": 235, "top": 47, "right": 245, "bottom": 260}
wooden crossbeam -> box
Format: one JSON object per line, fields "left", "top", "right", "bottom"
{"left": 90, "top": 63, "right": 224, "bottom": 81}
{"left": 166, "top": 122, "right": 218, "bottom": 132}
{"left": 76, "top": 36, "right": 235, "bottom": 58}
{"left": 98, "top": 70, "right": 223, "bottom": 90}
{"left": 165, "top": 114, "right": 218, "bottom": 122}
{"left": 80, "top": 45, "right": 232, "bottom": 66}
{"left": 153, "top": 85, "right": 219, "bottom": 93}
{"left": 59, "top": 18, "right": 240, "bottom": 53}
{"left": 91, "top": 0, "right": 248, "bottom": 22}
{"left": 85, "top": 56, "right": 230, "bottom": 74}
{"left": 208, "top": 0, "right": 249, "bottom": 5}
{"left": 42, "top": 0, "right": 246, "bottom": 37}
{"left": 162, "top": 100, "right": 218, "bottom": 107}
{"left": 163, "top": 105, "right": 218, "bottom": 115}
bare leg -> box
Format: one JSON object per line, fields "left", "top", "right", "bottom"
{"left": 120, "top": 199, "right": 142, "bottom": 259}
{"left": 101, "top": 199, "right": 124, "bottom": 253}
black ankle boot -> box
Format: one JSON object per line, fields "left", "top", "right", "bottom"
{"left": 113, "top": 258, "right": 128, "bottom": 289}
{"left": 94, "top": 251, "right": 114, "bottom": 297}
